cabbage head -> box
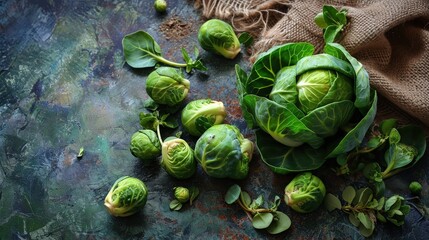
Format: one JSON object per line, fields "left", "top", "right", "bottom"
{"left": 104, "top": 176, "right": 148, "bottom": 217}
{"left": 236, "top": 42, "right": 377, "bottom": 174}
{"left": 181, "top": 99, "right": 226, "bottom": 136}
{"left": 161, "top": 137, "right": 196, "bottom": 179}
{"left": 194, "top": 124, "right": 254, "bottom": 179}
{"left": 198, "top": 19, "right": 240, "bottom": 59}
{"left": 146, "top": 67, "right": 190, "bottom": 106}
{"left": 130, "top": 129, "right": 161, "bottom": 160}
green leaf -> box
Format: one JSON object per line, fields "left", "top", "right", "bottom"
{"left": 348, "top": 213, "right": 360, "bottom": 227}
{"left": 77, "top": 147, "right": 84, "bottom": 158}
{"left": 270, "top": 196, "right": 282, "bottom": 210}
{"left": 189, "top": 186, "right": 199, "bottom": 205}
{"left": 266, "top": 211, "right": 291, "bottom": 234}
{"left": 358, "top": 221, "right": 375, "bottom": 237}
{"left": 240, "top": 191, "right": 252, "bottom": 208}
{"left": 367, "top": 136, "right": 382, "bottom": 149}
{"left": 357, "top": 212, "right": 372, "bottom": 230}
{"left": 139, "top": 112, "right": 160, "bottom": 131}
{"left": 324, "top": 193, "right": 342, "bottom": 211}
{"left": 380, "top": 118, "right": 397, "bottom": 136}
{"left": 252, "top": 212, "right": 274, "bottom": 229}
{"left": 122, "top": 30, "right": 163, "bottom": 68}
{"left": 238, "top": 32, "right": 254, "bottom": 47}
{"left": 169, "top": 199, "right": 183, "bottom": 211}
{"left": 342, "top": 186, "right": 356, "bottom": 204}
{"left": 255, "top": 129, "right": 327, "bottom": 174}
{"left": 225, "top": 184, "right": 241, "bottom": 204}
{"left": 389, "top": 128, "right": 401, "bottom": 144}
{"left": 322, "top": 5, "right": 344, "bottom": 26}
{"left": 314, "top": 12, "right": 328, "bottom": 28}
{"left": 246, "top": 42, "right": 314, "bottom": 96}
{"left": 356, "top": 188, "right": 373, "bottom": 206}
{"left": 324, "top": 25, "right": 343, "bottom": 43}
{"left": 250, "top": 195, "right": 264, "bottom": 209}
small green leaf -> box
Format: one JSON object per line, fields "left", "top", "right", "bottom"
{"left": 380, "top": 118, "right": 397, "bottom": 136}
{"left": 376, "top": 211, "right": 386, "bottom": 222}
{"left": 225, "top": 184, "right": 241, "bottom": 204}
{"left": 189, "top": 186, "right": 199, "bottom": 205}
{"left": 356, "top": 188, "right": 373, "bottom": 206}
{"left": 238, "top": 32, "right": 254, "bottom": 47}
{"left": 250, "top": 195, "right": 264, "bottom": 209}
{"left": 367, "top": 136, "right": 382, "bottom": 149}
{"left": 266, "top": 211, "right": 291, "bottom": 234}
{"left": 357, "top": 212, "right": 372, "bottom": 229}
{"left": 270, "top": 195, "right": 281, "bottom": 210}
{"left": 358, "top": 221, "right": 375, "bottom": 237}
{"left": 240, "top": 191, "right": 252, "bottom": 208}
{"left": 342, "top": 186, "right": 356, "bottom": 204}
{"left": 324, "top": 193, "right": 342, "bottom": 212}
{"left": 389, "top": 128, "right": 401, "bottom": 144}
{"left": 348, "top": 213, "right": 360, "bottom": 227}
{"left": 252, "top": 212, "right": 274, "bottom": 229}
{"left": 314, "top": 12, "right": 328, "bottom": 28}
{"left": 170, "top": 199, "right": 183, "bottom": 211}
{"left": 181, "top": 47, "right": 191, "bottom": 63}
{"left": 324, "top": 25, "right": 343, "bottom": 43}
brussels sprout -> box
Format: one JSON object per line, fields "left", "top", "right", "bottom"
{"left": 154, "top": 0, "right": 167, "bottom": 13}
{"left": 146, "top": 67, "right": 190, "bottom": 106}
{"left": 284, "top": 172, "right": 326, "bottom": 213}
{"left": 104, "top": 176, "right": 148, "bottom": 217}
{"left": 181, "top": 99, "right": 227, "bottom": 136}
{"left": 161, "top": 137, "right": 196, "bottom": 179}
{"left": 174, "top": 187, "right": 190, "bottom": 203}
{"left": 130, "top": 129, "right": 161, "bottom": 160}
{"left": 409, "top": 181, "right": 422, "bottom": 195}
{"left": 198, "top": 19, "right": 241, "bottom": 59}
{"left": 194, "top": 124, "right": 254, "bottom": 179}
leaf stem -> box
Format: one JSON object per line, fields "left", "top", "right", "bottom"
{"left": 156, "top": 124, "right": 163, "bottom": 145}
{"left": 156, "top": 56, "right": 187, "bottom": 68}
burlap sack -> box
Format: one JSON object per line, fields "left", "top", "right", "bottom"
{"left": 194, "top": 0, "right": 429, "bottom": 129}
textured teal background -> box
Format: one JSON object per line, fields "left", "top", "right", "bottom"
{"left": 1, "top": 0, "right": 428, "bottom": 239}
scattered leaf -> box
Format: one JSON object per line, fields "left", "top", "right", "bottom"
{"left": 252, "top": 212, "right": 274, "bottom": 229}
{"left": 266, "top": 211, "right": 291, "bottom": 234}
{"left": 225, "top": 184, "right": 241, "bottom": 204}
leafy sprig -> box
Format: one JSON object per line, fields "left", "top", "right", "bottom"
{"left": 324, "top": 186, "right": 411, "bottom": 237}
{"left": 225, "top": 184, "right": 291, "bottom": 234}
{"left": 314, "top": 5, "right": 348, "bottom": 43}
{"left": 336, "top": 119, "right": 426, "bottom": 197}
{"left": 122, "top": 30, "right": 207, "bottom": 73}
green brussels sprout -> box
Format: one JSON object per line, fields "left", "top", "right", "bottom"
{"left": 161, "top": 137, "right": 196, "bottom": 179}
{"left": 284, "top": 172, "right": 326, "bottom": 213}
{"left": 174, "top": 187, "right": 190, "bottom": 203}
{"left": 409, "top": 181, "right": 422, "bottom": 195}
{"left": 194, "top": 124, "right": 254, "bottom": 179}
{"left": 104, "top": 176, "right": 148, "bottom": 217}
{"left": 198, "top": 19, "right": 240, "bottom": 59}
{"left": 130, "top": 129, "right": 161, "bottom": 160}
{"left": 146, "top": 67, "right": 190, "bottom": 106}
{"left": 154, "top": 0, "right": 167, "bottom": 13}
{"left": 181, "top": 99, "right": 227, "bottom": 136}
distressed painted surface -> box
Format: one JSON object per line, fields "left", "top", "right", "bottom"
{"left": 1, "top": 0, "right": 428, "bottom": 239}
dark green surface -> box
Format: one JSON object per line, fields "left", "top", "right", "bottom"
{"left": 1, "top": 0, "right": 428, "bottom": 239}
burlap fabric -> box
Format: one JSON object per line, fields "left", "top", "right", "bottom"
{"left": 194, "top": 0, "right": 429, "bottom": 129}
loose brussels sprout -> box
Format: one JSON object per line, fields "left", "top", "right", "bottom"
{"left": 161, "top": 137, "right": 196, "bottom": 179}
{"left": 146, "top": 67, "right": 190, "bottom": 106}
{"left": 130, "top": 129, "right": 161, "bottom": 160}
{"left": 194, "top": 124, "right": 254, "bottom": 179}
{"left": 181, "top": 99, "right": 227, "bottom": 136}
{"left": 409, "top": 181, "right": 422, "bottom": 195}
{"left": 154, "top": 0, "right": 167, "bottom": 13}
{"left": 104, "top": 176, "right": 148, "bottom": 217}
{"left": 174, "top": 187, "right": 190, "bottom": 203}
{"left": 198, "top": 19, "right": 240, "bottom": 59}
{"left": 284, "top": 172, "right": 326, "bottom": 213}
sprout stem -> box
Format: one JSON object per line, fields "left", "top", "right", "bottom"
{"left": 156, "top": 56, "right": 187, "bottom": 68}
{"left": 156, "top": 124, "right": 163, "bottom": 145}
